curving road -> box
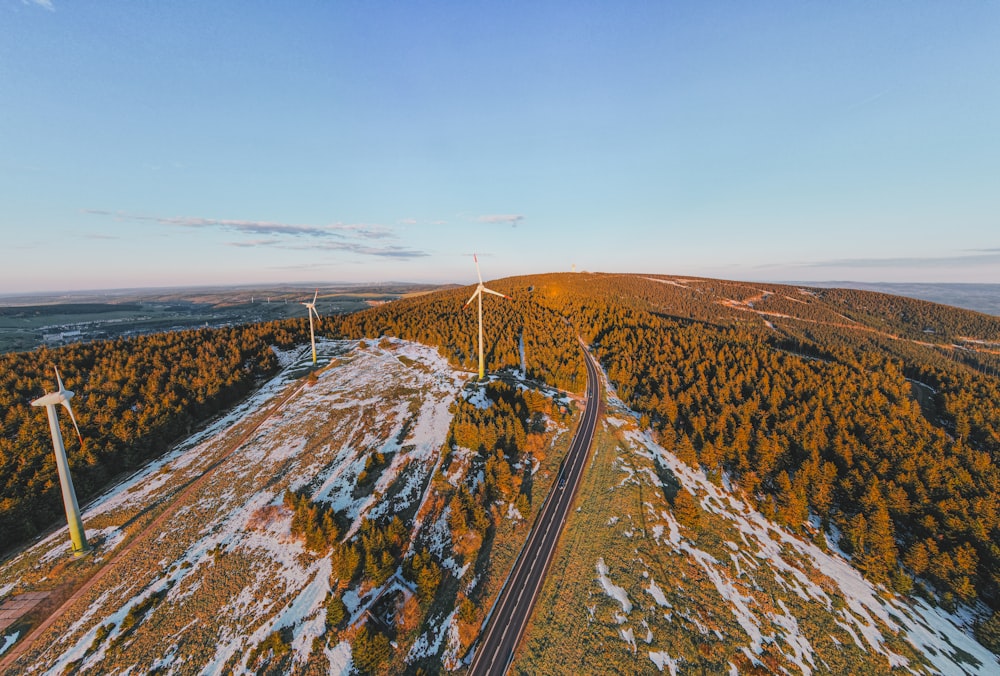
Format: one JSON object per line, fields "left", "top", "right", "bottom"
{"left": 468, "top": 341, "right": 602, "bottom": 676}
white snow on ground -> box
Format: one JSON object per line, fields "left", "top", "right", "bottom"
{"left": 81, "top": 347, "right": 317, "bottom": 521}
{"left": 620, "top": 626, "right": 637, "bottom": 652}
{"left": 408, "top": 608, "right": 458, "bottom": 663}
{"left": 270, "top": 345, "right": 300, "bottom": 369}
{"left": 518, "top": 330, "right": 527, "bottom": 376}
{"left": 649, "top": 650, "right": 679, "bottom": 675}
{"left": 612, "top": 405, "right": 1000, "bottom": 674}
{"left": 464, "top": 386, "right": 491, "bottom": 410}
{"left": 228, "top": 556, "right": 331, "bottom": 673}
{"left": 645, "top": 579, "right": 671, "bottom": 608}
{"left": 770, "top": 599, "right": 815, "bottom": 675}
{"left": 596, "top": 558, "right": 632, "bottom": 614}
{"left": 0, "top": 632, "right": 18, "bottom": 657}
{"left": 325, "top": 640, "right": 352, "bottom": 675}
{"left": 584, "top": 355, "right": 997, "bottom": 675}
{"left": 3, "top": 339, "right": 467, "bottom": 673}
{"left": 441, "top": 609, "right": 465, "bottom": 670}
{"left": 643, "top": 277, "right": 691, "bottom": 290}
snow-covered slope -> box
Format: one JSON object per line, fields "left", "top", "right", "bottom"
{"left": 1, "top": 338, "right": 467, "bottom": 673}
{"left": 517, "top": 379, "right": 1000, "bottom": 675}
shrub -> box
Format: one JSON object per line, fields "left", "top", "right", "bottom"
{"left": 326, "top": 593, "right": 348, "bottom": 631}
{"left": 352, "top": 626, "right": 392, "bottom": 675}
{"left": 975, "top": 612, "right": 1000, "bottom": 654}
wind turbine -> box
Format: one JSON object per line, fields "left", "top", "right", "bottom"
{"left": 31, "top": 367, "right": 89, "bottom": 555}
{"left": 301, "top": 289, "right": 320, "bottom": 365}
{"left": 464, "top": 254, "right": 509, "bottom": 380}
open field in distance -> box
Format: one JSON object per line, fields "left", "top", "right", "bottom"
{"left": 0, "top": 283, "right": 453, "bottom": 354}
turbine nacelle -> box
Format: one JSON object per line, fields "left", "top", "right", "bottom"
{"left": 301, "top": 289, "right": 320, "bottom": 319}
{"left": 464, "top": 255, "right": 509, "bottom": 307}
{"left": 31, "top": 366, "right": 83, "bottom": 443}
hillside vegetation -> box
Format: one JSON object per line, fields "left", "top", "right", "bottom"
{"left": 332, "top": 271, "right": 1000, "bottom": 637}
{"left": 2, "top": 272, "right": 999, "bottom": 665}
{"left": 0, "top": 321, "right": 306, "bottom": 550}
{"left": 1, "top": 339, "right": 577, "bottom": 673}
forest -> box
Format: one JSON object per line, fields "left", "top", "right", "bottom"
{"left": 2, "top": 272, "right": 998, "bottom": 638}
{"left": 0, "top": 321, "right": 306, "bottom": 550}
{"left": 274, "top": 378, "right": 567, "bottom": 673}
{"left": 538, "top": 274, "right": 1000, "bottom": 617}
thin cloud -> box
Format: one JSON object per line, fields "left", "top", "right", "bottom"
{"left": 478, "top": 214, "right": 525, "bottom": 227}
{"left": 227, "top": 239, "right": 282, "bottom": 248}
{"left": 780, "top": 251, "right": 1000, "bottom": 270}
{"left": 397, "top": 218, "right": 418, "bottom": 226}
{"left": 293, "top": 241, "right": 429, "bottom": 258}
{"left": 83, "top": 209, "right": 393, "bottom": 240}
{"left": 267, "top": 262, "right": 335, "bottom": 271}
{"left": 844, "top": 86, "right": 892, "bottom": 113}
{"left": 25, "top": 0, "right": 54, "bottom": 11}
{"left": 82, "top": 208, "right": 423, "bottom": 258}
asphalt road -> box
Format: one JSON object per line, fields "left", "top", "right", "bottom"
{"left": 468, "top": 341, "right": 602, "bottom": 676}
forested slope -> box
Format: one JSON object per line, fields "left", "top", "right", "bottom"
{"left": 335, "top": 271, "right": 1000, "bottom": 616}
{"left": 529, "top": 274, "right": 1000, "bottom": 620}
{"left": 0, "top": 322, "right": 306, "bottom": 550}
{"left": 3, "top": 272, "right": 998, "bottom": 638}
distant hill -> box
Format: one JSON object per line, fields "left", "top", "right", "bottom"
{"left": 802, "top": 281, "right": 1000, "bottom": 316}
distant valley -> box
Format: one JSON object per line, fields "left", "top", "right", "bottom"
{"left": 0, "top": 283, "right": 453, "bottom": 355}
{"left": 802, "top": 282, "right": 1000, "bottom": 317}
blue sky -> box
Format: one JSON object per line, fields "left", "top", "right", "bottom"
{"left": 2, "top": 1, "right": 998, "bottom": 293}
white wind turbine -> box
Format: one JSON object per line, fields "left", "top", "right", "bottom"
{"left": 31, "top": 366, "right": 89, "bottom": 555}
{"left": 302, "top": 289, "right": 320, "bottom": 365}
{"left": 464, "top": 254, "right": 509, "bottom": 380}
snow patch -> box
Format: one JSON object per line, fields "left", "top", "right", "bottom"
{"left": 649, "top": 649, "right": 679, "bottom": 675}
{"left": 645, "top": 579, "right": 671, "bottom": 608}
{"left": 596, "top": 558, "right": 632, "bottom": 614}
{"left": 0, "top": 631, "right": 19, "bottom": 657}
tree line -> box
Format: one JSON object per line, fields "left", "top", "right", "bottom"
{"left": 0, "top": 320, "right": 306, "bottom": 552}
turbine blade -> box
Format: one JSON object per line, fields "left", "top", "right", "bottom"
{"left": 474, "top": 254, "right": 483, "bottom": 284}
{"left": 54, "top": 365, "right": 66, "bottom": 393}
{"left": 63, "top": 400, "right": 84, "bottom": 444}
{"left": 464, "top": 288, "right": 480, "bottom": 307}
{"left": 482, "top": 287, "right": 507, "bottom": 299}
{"left": 312, "top": 289, "right": 318, "bottom": 304}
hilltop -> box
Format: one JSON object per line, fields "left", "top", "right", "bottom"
{"left": 1, "top": 272, "right": 998, "bottom": 673}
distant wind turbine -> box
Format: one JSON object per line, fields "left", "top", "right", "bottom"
{"left": 464, "top": 254, "right": 509, "bottom": 380}
{"left": 31, "top": 367, "right": 89, "bottom": 555}
{"left": 302, "top": 289, "right": 320, "bottom": 365}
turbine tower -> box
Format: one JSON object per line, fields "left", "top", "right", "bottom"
{"left": 464, "top": 254, "right": 509, "bottom": 380}
{"left": 301, "top": 289, "right": 320, "bottom": 365}
{"left": 31, "top": 367, "right": 89, "bottom": 555}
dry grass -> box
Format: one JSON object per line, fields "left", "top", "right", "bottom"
{"left": 514, "top": 411, "right": 934, "bottom": 675}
